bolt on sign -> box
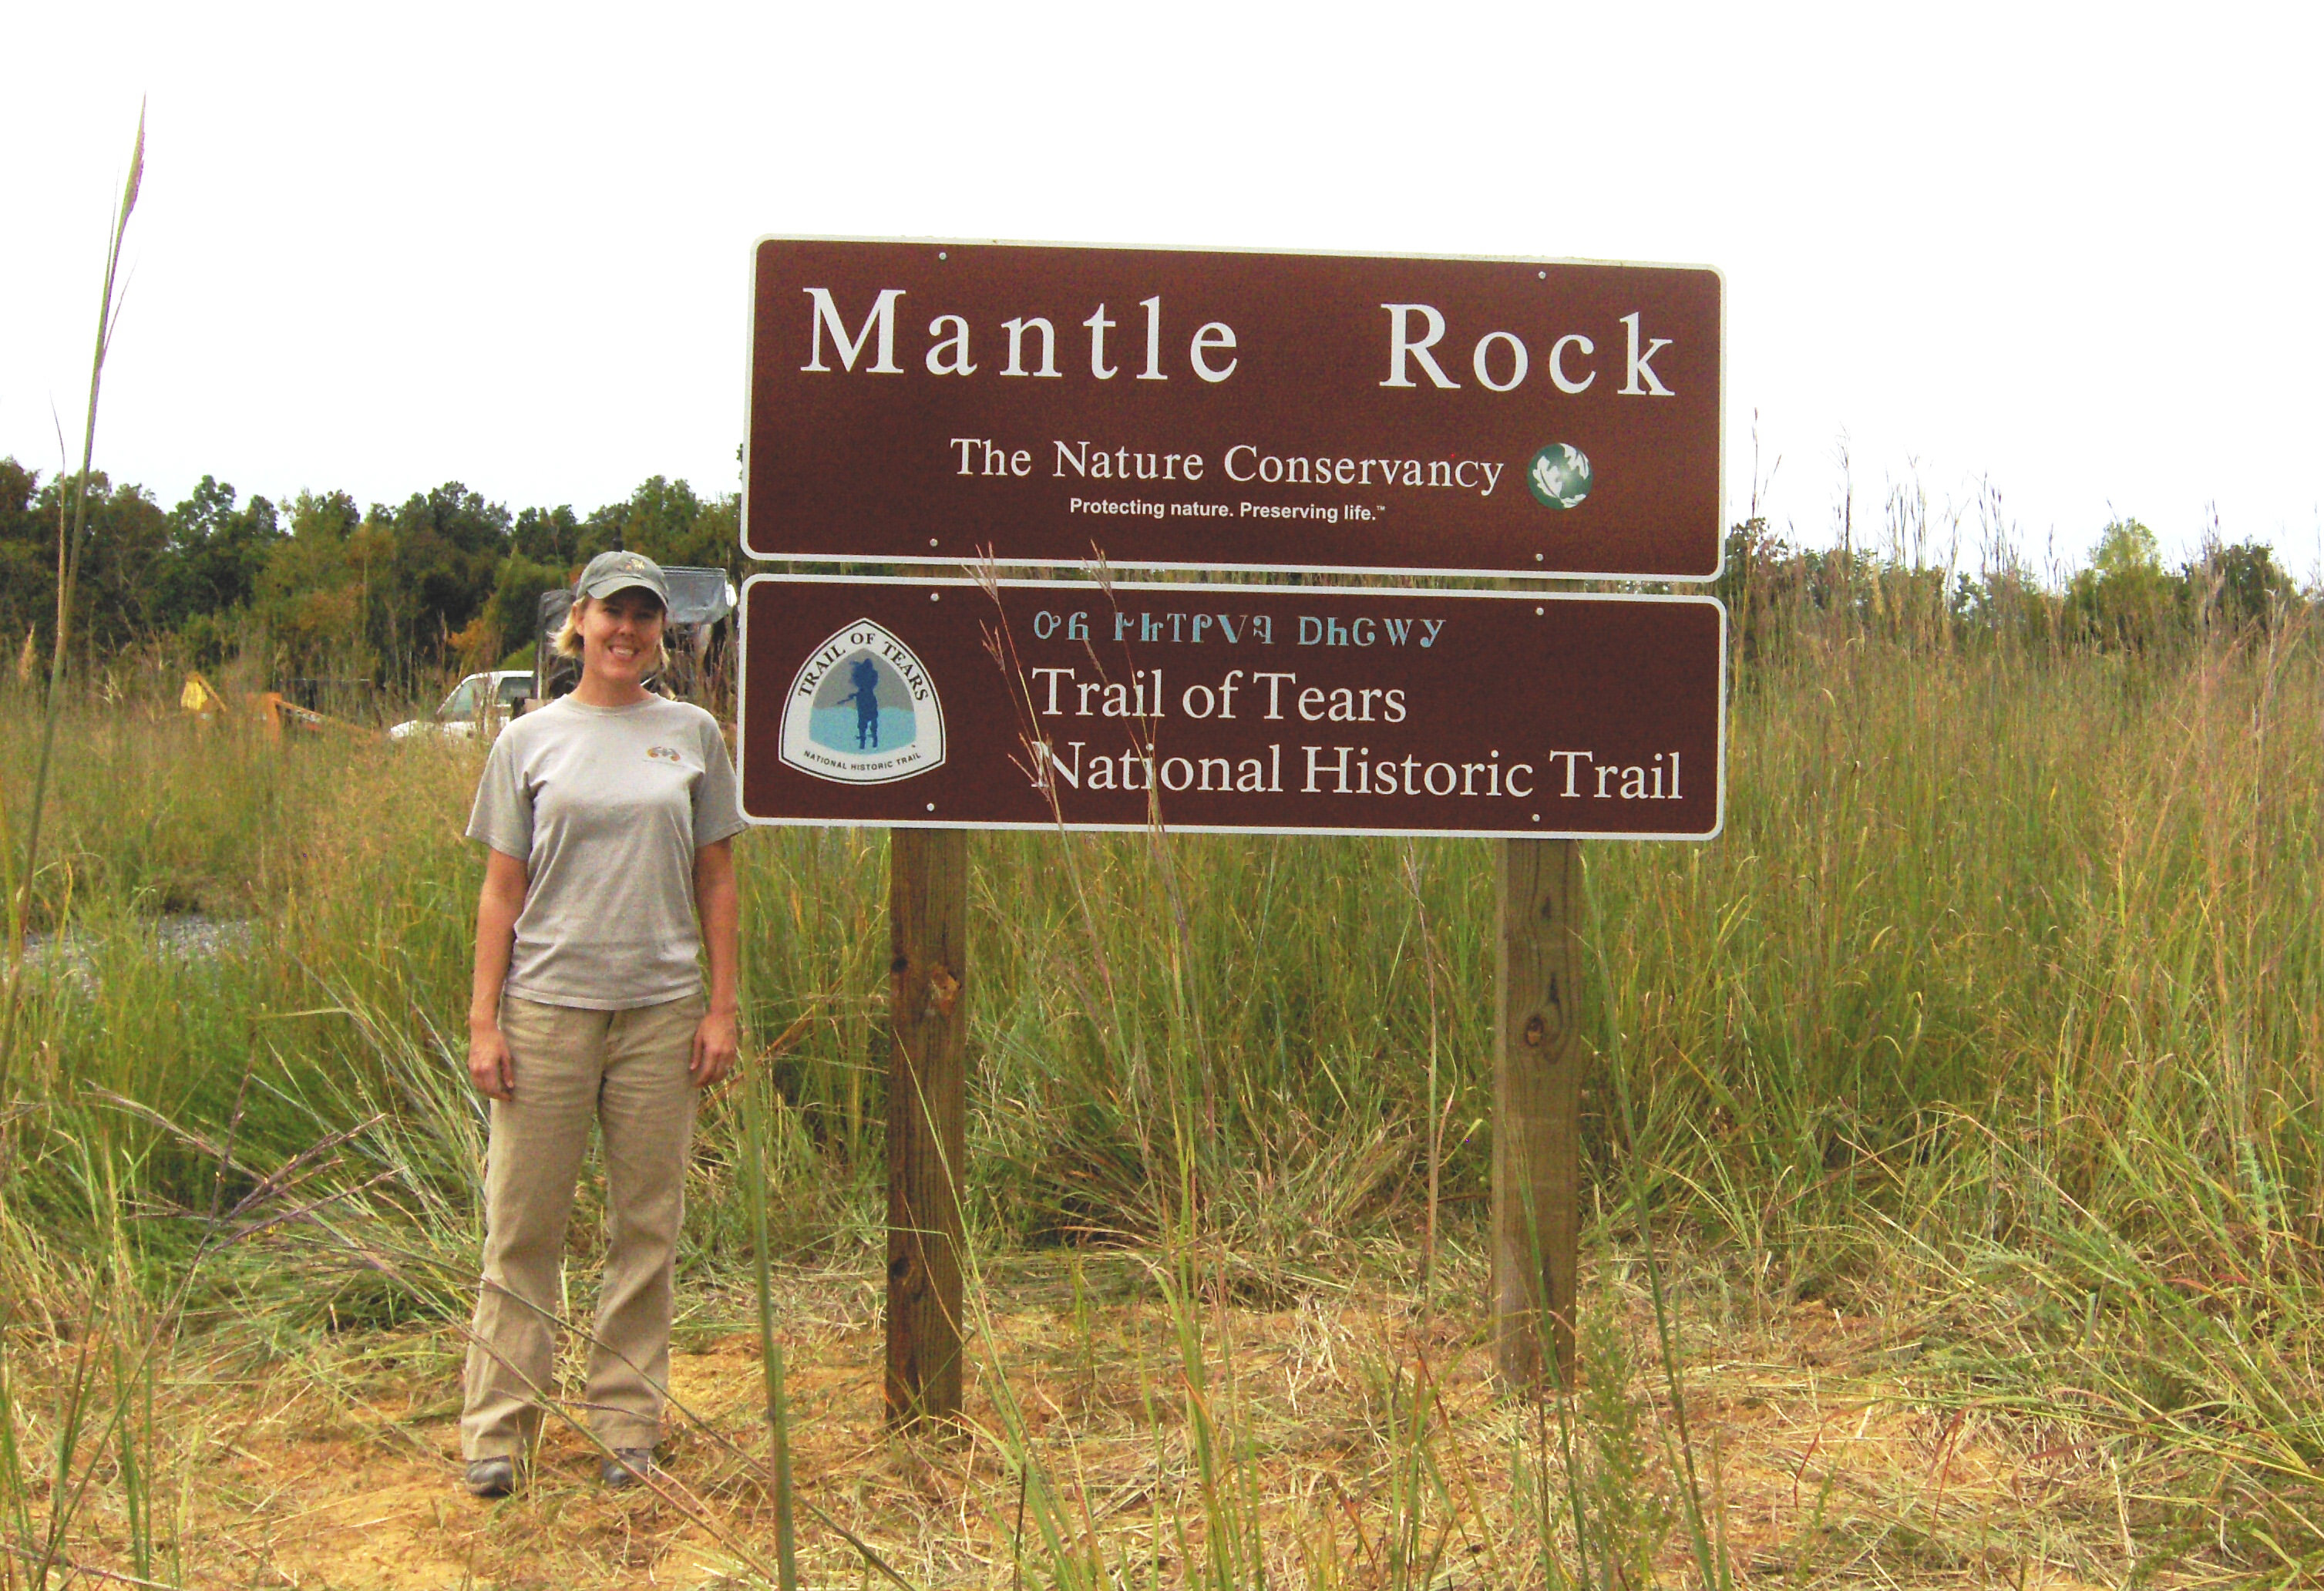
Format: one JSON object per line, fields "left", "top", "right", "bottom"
{"left": 744, "top": 239, "right": 1723, "bottom": 581}
{"left": 738, "top": 577, "right": 1724, "bottom": 840}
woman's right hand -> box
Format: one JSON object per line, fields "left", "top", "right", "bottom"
{"left": 469, "top": 1022, "right": 516, "bottom": 1101}
{"left": 469, "top": 849, "right": 528, "bottom": 1104}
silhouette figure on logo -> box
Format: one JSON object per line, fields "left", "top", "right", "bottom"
{"left": 840, "top": 656, "right": 883, "bottom": 748}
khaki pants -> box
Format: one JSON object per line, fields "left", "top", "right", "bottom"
{"left": 461, "top": 993, "right": 701, "bottom": 1460}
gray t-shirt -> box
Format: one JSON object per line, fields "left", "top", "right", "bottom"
{"left": 466, "top": 695, "right": 748, "bottom": 1011}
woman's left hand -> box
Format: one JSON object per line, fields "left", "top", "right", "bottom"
{"left": 691, "top": 1007, "right": 741, "bottom": 1088}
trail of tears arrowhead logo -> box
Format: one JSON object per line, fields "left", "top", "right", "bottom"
{"left": 779, "top": 619, "right": 946, "bottom": 785}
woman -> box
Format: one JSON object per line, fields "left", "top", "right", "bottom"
{"left": 459, "top": 550, "right": 746, "bottom": 1498}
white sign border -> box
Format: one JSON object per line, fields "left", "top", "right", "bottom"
{"left": 738, "top": 236, "right": 1727, "bottom": 587}
{"left": 738, "top": 574, "right": 1727, "bottom": 843}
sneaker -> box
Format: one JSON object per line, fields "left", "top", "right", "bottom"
{"left": 601, "top": 1446, "right": 654, "bottom": 1488}
{"left": 465, "top": 1456, "right": 517, "bottom": 1498}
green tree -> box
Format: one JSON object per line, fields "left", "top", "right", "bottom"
{"left": 2196, "top": 539, "right": 2295, "bottom": 631}
{"left": 255, "top": 489, "right": 372, "bottom": 677}
{"left": 582, "top": 476, "right": 742, "bottom": 580}
{"left": 373, "top": 482, "right": 513, "bottom": 671}
{"left": 2069, "top": 517, "right": 2181, "bottom": 648}
{"left": 2092, "top": 516, "right": 2161, "bottom": 578}
{"left": 453, "top": 551, "right": 569, "bottom": 672}
{"left": 0, "top": 459, "right": 51, "bottom": 662}
{"left": 28, "top": 469, "right": 168, "bottom": 657}
{"left": 151, "top": 476, "right": 285, "bottom": 641}
{"left": 513, "top": 503, "right": 582, "bottom": 570}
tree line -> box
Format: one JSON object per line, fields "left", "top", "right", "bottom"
{"left": 0, "top": 459, "right": 743, "bottom": 689}
{"left": 1716, "top": 513, "right": 2307, "bottom": 658}
{"left": 2, "top": 454, "right": 2311, "bottom": 695}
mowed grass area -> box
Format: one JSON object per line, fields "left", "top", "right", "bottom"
{"left": 1, "top": 624, "right": 2319, "bottom": 1588}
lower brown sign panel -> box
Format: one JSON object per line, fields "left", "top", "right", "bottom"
{"left": 738, "top": 579, "right": 1724, "bottom": 839}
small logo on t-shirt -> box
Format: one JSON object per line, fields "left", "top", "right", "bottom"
{"left": 779, "top": 618, "right": 946, "bottom": 785}
{"left": 646, "top": 745, "right": 683, "bottom": 763}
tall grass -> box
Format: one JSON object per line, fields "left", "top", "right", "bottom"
{"left": 0, "top": 607, "right": 2319, "bottom": 1576}
{"left": 3, "top": 103, "right": 142, "bottom": 1088}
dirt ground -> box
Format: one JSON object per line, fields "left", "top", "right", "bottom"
{"left": 45, "top": 1252, "right": 2152, "bottom": 1589}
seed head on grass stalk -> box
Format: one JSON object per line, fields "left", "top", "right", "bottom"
{"left": 740, "top": 1076, "right": 799, "bottom": 1591}
{"left": 1580, "top": 848, "right": 1732, "bottom": 1591}
{"left": 974, "top": 548, "right": 1125, "bottom": 1036}
{"left": 2, "top": 102, "right": 145, "bottom": 1092}
{"left": 1396, "top": 841, "right": 1456, "bottom": 1310}
{"left": 974, "top": 547, "right": 1173, "bottom": 1212}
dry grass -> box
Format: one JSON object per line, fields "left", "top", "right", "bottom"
{"left": 0, "top": 1243, "right": 2217, "bottom": 1589}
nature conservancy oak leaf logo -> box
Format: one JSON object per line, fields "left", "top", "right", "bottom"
{"left": 779, "top": 619, "right": 946, "bottom": 785}
{"left": 1526, "top": 443, "right": 1593, "bottom": 510}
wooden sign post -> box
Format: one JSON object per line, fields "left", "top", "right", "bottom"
{"left": 1492, "top": 838, "right": 1586, "bottom": 1388}
{"left": 885, "top": 827, "right": 967, "bottom": 1427}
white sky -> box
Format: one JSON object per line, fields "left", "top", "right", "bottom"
{"left": 6, "top": 2, "right": 2319, "bottom": 577}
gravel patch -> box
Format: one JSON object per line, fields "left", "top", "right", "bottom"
{"left": 16, "top": 913, "right": 257, "bottom": 991}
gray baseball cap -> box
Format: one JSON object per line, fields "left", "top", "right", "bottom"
{"left": 576, "top": 550, "right": 670, "bottom": 607}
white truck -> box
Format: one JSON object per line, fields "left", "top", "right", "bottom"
{"left": 387, "top": 669, "right": 535, "bottom": 742}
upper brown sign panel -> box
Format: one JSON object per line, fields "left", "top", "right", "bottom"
{"left": 745, "top": 240, "right": 1722, "bottom": 580}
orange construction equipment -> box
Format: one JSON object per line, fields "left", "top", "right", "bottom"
{"left": 180, "top": 672, "right": 379, "bottom": 742}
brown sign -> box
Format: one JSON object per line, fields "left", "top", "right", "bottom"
{"left": 738, "top": 577, "right": 1724, "bottom": 839}
{"left": 744, "top": 240, "right": 1722, "bottom": 581}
